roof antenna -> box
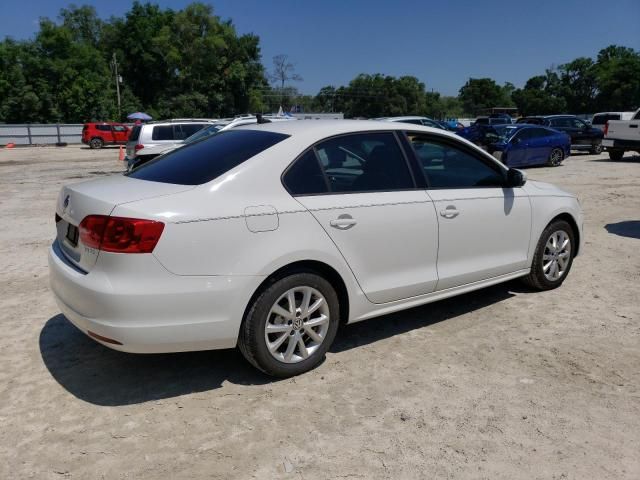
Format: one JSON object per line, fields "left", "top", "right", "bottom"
{"left": 256, "top": 113, "right": 271, "bottom": 124}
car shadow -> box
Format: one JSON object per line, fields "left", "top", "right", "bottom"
{"left": 605, "top": 221, "right": 640, "bottom": 240}
{"left": 590, "top": 154, "right": 640, "bottom": 163}
{"left": 40, "top": 282, "right": 519, "bottom": 406}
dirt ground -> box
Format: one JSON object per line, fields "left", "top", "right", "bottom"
{"left": 0, "top": 144, "right": 639, "bottom": 479}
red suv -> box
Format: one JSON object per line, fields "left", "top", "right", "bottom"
{"left": 82, "top": 122, "right": 130, "bottom": 149}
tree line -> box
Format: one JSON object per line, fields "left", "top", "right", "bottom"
{"left": 1, "top": 2, "right": 639, "bottom": 123}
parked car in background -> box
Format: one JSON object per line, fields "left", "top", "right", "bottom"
{"left": 128, "top": 115, "right": 296, "bottom": 170}
{"left": 488, "top": 124, "right": 571, "bottom": 167}
{"left": 49, "top": 120, "right": 583, "bottom": 376}
{"left": 602, "top": 108, "right": 640, "bottom": 160}
{"left": 125, "top": 119, "right": 216, "bottom": 162}
{"left": 474, "top": 116, "right": 510, "bottom": 126}
{"left": 489, "top": 113, "right": 514, "bottom": 124}
{"left": 516, "top": 115, "right": 604, "bottom": 154}
{"left": 82, "top": 122, "right": 130, "bottom": 149}
{"left": 377, "top": 116, "right": 446, "bottom": 129}
{"left": 591, "top": 111, "right": 635, "bottom": 129}
{"left": 457, "top": 123, "right": 506, "bottom": 147}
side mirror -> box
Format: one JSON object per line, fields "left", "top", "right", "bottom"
{"left": 506, "top": 168, "right": 527, "bottom": 187}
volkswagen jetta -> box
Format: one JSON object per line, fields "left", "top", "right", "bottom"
{"left": 49, "top": 120, "right": 583, "bottom": 377}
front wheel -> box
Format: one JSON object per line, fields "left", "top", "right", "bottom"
{"left": 238, "top": 273, "right": 340, "bottom": 377}
{"left": 522, "top": 220, "right": 575, "bottom": 291}
{"left": 547, "top": 148, "right": 564, "bottom": 167}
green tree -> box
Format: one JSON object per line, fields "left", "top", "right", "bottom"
{"left": 594, "top": 45, "right": 640, "bottom": 111}
{"left": 559, "top": 57, "right": 597, "bottom": 113}
{"left": 458, "top": 78, "right": 513, "bottom": 116}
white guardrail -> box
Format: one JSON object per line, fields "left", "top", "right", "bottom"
{"left": 0, "top": 124, "right": 84, "bottom": 145}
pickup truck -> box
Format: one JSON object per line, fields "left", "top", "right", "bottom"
{"left": 602, "top": 108, "right": 640, "bottom": 160}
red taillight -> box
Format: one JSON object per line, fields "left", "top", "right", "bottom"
{"left": 603, "top": 121, "right": 609, "bottom": 136}
{"left": 135, "top": 144, "right": 144, "bottom": 151}
{"left": 79, "top": 215, "right": 164, "bottom": 253}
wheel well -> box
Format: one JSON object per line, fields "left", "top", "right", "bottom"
{"left": 244, "top": 260, "right": 350, "bottom": 325}
{"left": 551, "top": 213, "right": 580, "bottom": 256}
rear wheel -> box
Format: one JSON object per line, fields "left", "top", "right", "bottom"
{"left": 547, "top": 148, "right": 564, "bottom": 167}
{"left": 238, "top": 273, "right": 340, "bottom": 377}
{"left": 89, "top": 137, "right": 104, "bottom": 149}
{"left": 522, "top": 220, "right": 575, "bottom": 291}
{"left": 590, "top": 142, "right": 603, "bottom": 155}
{"left": 608, "top": 149, "right": 624, "bottom": 161}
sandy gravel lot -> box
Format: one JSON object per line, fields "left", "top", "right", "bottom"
{"left": 1, "top": 144, "right": 639, "bottom": 479}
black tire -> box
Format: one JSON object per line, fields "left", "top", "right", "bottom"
{"left": 608, "top": 149, "right": 624, "bottom": 161}
{"left": 238, "top": 272, "right": 340, "bottom": 377}
{"left": 522, "top": 220, "right": 575, "bottom": 291}
{"left": 547, "top": 147, "right": 564, "bottom": 167}
{"left": 590, "top": 142, "right": 603, "bottom": 155}
{"left": 89, "top": 137, "right": 104, "bottom": 149}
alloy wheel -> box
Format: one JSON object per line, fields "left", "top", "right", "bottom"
{"left": 542, "top": 230, "right": 572, "bottom": 281}
{"left": 264, "top": 286, "right": 330, "bottom": 364}
{"left": 550, "top": 148, "right": 563, "bottom": 166}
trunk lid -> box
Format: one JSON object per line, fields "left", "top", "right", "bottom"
{"left": 55, "top": 175, "right": 193, "bottom": 272}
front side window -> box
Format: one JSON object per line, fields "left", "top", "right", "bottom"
{"left": 314, "top": 132, "right": 414, "bottom": 193}
{"left": 113, "top": 125, "right": 127, "bottom": 132}
{"left": 180, "top": 124, "right": 207, "bottom": 138}
{"left": 128, "top": 130, "right": 289, "bottom": 185}
{"left": 407, "top": 134, "right": 505, "bottom": 188}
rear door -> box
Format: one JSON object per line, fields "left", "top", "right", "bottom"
{"left": 286, "top": 132, "right": 440, "bottom": 304}
{"left": 406, "top": 133, "right": 531, "bottom": 290}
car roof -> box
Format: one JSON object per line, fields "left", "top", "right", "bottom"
{"left": 236, "top": 119, "right": 461, "bottom": 143}
{"left": 377, "top": 116, "right": 431, "bottom": 121}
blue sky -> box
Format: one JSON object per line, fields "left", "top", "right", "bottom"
{"left": 2, "top": 0, "right": 639, "bottom": 96}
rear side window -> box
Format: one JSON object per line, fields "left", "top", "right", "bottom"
{"left": 96, "top": 125, "right": 111, "bottom": 131}
{"left": 128, "top": 130, "right": 289, "bottom": 185}
{"left": 314, "top": 132, "right": 414, "bottom": 193}
{"left": 283, "top": 150, "right": 328, "bottom": 195}
{"left": 152, "top": 125, "right": 175, "bottom": 141}
{"left": 129, "top": 125, "right": 141, "bottom": 141}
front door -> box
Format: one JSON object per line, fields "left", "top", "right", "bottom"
{"left": 405, "top": 133, "right": 531, "bottom": 290}
{"left": 284, "top": 132, "right": 439, "bottom": 304}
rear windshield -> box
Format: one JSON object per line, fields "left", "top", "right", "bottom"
{"left": 127, "top": 130, "right": 289, "bottom": 185}
{"left": 129, "top": 125, "right": 141, "bottom": 141}
{"left": 592, "top": 114, "right": 619, "bottom": 125}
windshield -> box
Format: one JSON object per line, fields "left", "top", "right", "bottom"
{"left": 184, "top": 123, "right": 226, "bottom": 144}
{"left": 492, "top": 125, "right": 520, "bottom": 141}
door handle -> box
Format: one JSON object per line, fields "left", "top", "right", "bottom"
{"left": 440, "top": 206, "right": 459, "bottom": 219}
{"left": 330, "top": 214, "right": 357, "bottom": 230}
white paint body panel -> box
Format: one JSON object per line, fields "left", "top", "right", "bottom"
{"left": 48, "top": 120, "right": 584, "bottom": 354}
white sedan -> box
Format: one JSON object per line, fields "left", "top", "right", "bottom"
{"left": 49, "top": 120, "right": 583, "bottom": 377}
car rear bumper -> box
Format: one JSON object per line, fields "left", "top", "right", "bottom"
{"left": 48, "top": 240, "right": 263, "bottom": 353}
{"left": 602, "top": 139, "right": 640, "bottom": 150}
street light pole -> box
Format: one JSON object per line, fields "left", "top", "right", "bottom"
{"left": 111, "top": 52, "right": 121, "bottom": 120}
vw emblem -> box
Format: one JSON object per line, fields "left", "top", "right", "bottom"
{"left": 63, "top": 195, "right": 70, "bottom": 212}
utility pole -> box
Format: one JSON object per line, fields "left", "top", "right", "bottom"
{"left": 111, "top": 53, "right": 121, "bottom": 120}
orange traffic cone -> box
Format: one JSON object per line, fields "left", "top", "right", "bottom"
{"left": 118, "top": 145, "right": 125, "bottom": 161}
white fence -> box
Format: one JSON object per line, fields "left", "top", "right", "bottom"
{"left": 0, "top": 124, "right": 84, "bottom": 145}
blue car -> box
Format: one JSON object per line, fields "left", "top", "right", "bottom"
{"left": 488, "top": 124, "right": 571, "bottom": 167}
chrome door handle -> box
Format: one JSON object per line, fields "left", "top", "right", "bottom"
{"left": 330, "top": 214, "right": 357, "bottom": 230}
{"left": 440, "top": 206, "right": 459, "bottom": 219}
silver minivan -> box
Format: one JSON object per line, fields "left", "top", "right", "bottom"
{"left": 125, "top": 119, "right": 216, "bottom": 160}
